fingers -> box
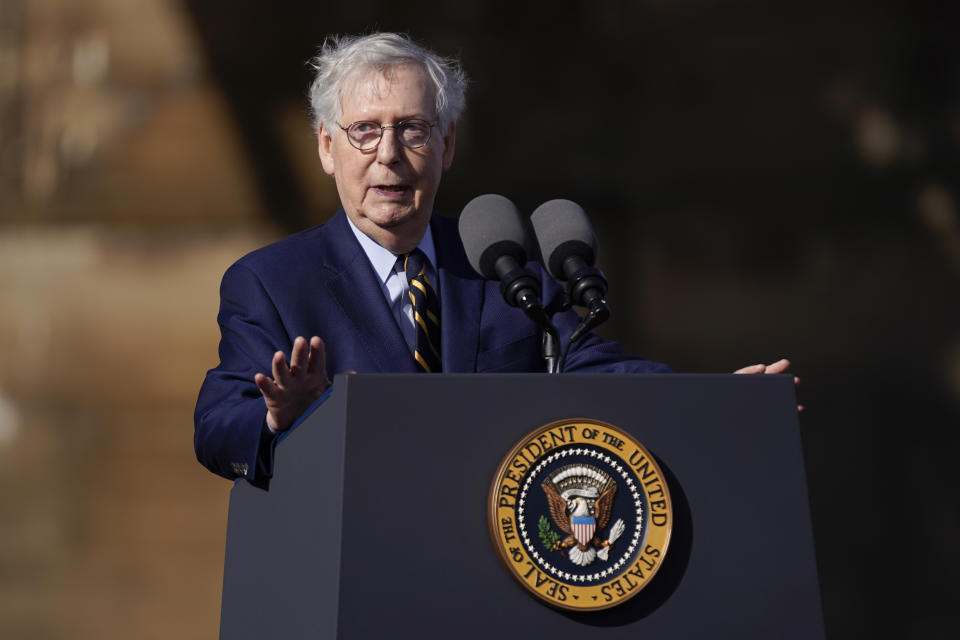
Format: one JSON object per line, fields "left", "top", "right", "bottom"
{"left": 271, "top": 350, "right": 290, "bottom": 385}
{"left": 266, "top": 337, "right": 330, "bottom": 388}
{"left": 306, "top": 336, "right": 326, "bottom": 375}
{"left": 734, "top": 364, "right": 766, "bottom": 374}
{"left": 261, "top": 336, "right": 331, "bottom": 403}
{"left": 764, "top": 358, "right": 791, "bottom": 374}
{"left": 288, "top": 336, "right": 309, "bottom": 374}
{"left": 255, "top": 372, "right": 279, "bottom": 400}
{"left": 734, "top": 359, "right": 792, "bottom": 375}
{"left": 255, "top": 337, "right": 330, "bottom": 433}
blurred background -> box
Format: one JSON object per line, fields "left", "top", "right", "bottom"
{"left": 1, "top": 0, "right": 958, "bottom": 637}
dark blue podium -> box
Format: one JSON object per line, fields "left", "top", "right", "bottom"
{"left": 220, "top": 373, "right": 823, "bottom": 638}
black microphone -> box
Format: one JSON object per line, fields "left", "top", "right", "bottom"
{"left": 530, "top": 199, "right": 610, "bottom": 309}
{"left": 459, "top": 194, "right": 560, "bottom": 372}
{"left": 530, "top": 199, "right": 611, "bottom": 349}
{"left": 459, "top": 194, "right": 542, "bottom": 311}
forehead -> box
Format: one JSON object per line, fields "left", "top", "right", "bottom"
{"left": 338, "top": 64, "right": 436, "bottom": 121}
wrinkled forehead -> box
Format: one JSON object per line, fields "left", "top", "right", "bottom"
{"left": 338, "top": 63, "right": 436, "bottom": 117}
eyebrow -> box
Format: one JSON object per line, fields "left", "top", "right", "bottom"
{"left": 348, "top": 115, "right": 433, "bottom": 123}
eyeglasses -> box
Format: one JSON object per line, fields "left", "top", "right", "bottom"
{"left": 337, "top": 118, "right": 438, "bottom": 151}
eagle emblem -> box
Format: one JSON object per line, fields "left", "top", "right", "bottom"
{"left": 540, "top": 464, "right": 626, "bottom": 567}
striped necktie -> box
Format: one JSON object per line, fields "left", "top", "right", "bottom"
{"left": 403, "top": 249, "right": 442, "bottom": 373}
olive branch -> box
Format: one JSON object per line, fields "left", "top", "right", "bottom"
{"left": 538, "top": 515, "right": 562, "bottom": 551}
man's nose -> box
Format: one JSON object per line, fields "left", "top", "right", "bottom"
{"left": 376, "top": 126, "right": 402, "bottom": 163}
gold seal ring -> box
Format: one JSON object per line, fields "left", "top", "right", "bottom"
{"left": 488, "top": 418, "right": 673, "bottom": 611}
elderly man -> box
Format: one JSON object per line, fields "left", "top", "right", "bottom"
{"left": 194, "top": 33, "right": 788, "bottom": 488}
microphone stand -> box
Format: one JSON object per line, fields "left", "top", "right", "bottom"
{"left": 499, "top": 267, "right": 561, "bottom": 374}
{"left": 557, "top": 264, "right": 611, "bottom": 372}
{"left": 543, "top": 329, "right": 560, "bottom": 374}
{"left": 559, "top": 297, "right": 610, "bottom": 372}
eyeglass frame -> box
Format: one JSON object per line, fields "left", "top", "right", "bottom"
{"left": 336, "top": 118, "right": 439, "bottom": 151}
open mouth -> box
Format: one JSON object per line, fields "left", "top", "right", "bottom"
{"left": 373, "top": 184, "right": 410, "bottom": 195}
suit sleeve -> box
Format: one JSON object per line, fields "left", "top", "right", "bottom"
{"left": 194, "top": 261, "right": 290, "bottom": 489}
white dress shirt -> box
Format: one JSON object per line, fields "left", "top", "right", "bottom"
{"left": 346, "top": 216, "right": 439, "bottom": 354}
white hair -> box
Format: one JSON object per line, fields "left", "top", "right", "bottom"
{"left": 308, "top": 32, "right": 467, "bottom": 135}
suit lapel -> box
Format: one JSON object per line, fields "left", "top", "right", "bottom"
{"left": 322, "top": 210, "right": 418, "bottom": 373}
{"left": 433, "top": 214, "right": 483, "bottom": 373}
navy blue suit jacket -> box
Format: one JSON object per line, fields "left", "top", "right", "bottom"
{"left": 194, "top": 209, "right": 669, "bottom": 487}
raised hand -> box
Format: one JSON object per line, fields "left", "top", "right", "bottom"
{"left": 254, "top": 336, "right": 331, "bottom": 432}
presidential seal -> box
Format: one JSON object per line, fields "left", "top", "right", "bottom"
{"left": 488, "top": 419, "right": 672, "bottom": 611}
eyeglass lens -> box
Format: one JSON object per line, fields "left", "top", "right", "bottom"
{"left": 347, "top": 120, "right": 432, "bottom": 150}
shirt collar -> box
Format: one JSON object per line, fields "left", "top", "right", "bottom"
{"left": 346, "top": 215, "right": 437, "bottom": 284}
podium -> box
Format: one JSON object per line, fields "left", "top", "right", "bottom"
{"left": 220, "top": 374, "right": 823, "bottom": 638}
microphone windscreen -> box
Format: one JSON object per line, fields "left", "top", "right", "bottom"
{"left": 459, "top": 194, "right": 529, "bottom": 279}
{"left": 530, "top": 199, "right": 598, "bottom": 280}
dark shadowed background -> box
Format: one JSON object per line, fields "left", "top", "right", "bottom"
{"left": 1, "top": 0, "right": 958, "bottom": 637}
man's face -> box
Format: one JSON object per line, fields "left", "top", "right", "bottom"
{"left": 318, "top": 64, "right": 456, "bottom": 253}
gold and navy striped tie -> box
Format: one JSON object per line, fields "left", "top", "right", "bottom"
{"left": 403, "top": 249, "right": 442, "bottom": 373}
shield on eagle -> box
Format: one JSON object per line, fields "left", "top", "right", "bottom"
{"left": 571, "top": 515, "right": 596, "bottom": 546}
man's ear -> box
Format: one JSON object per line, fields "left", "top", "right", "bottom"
{"left": 441, "top": 122, "right": 456, "bottom": 171}
{"left": 317, "top": 123, "right": 336, "bottom": 176}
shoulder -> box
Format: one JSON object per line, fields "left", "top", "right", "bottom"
{"left": 231, "top": 209, "right": 354, "bottom": 277}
